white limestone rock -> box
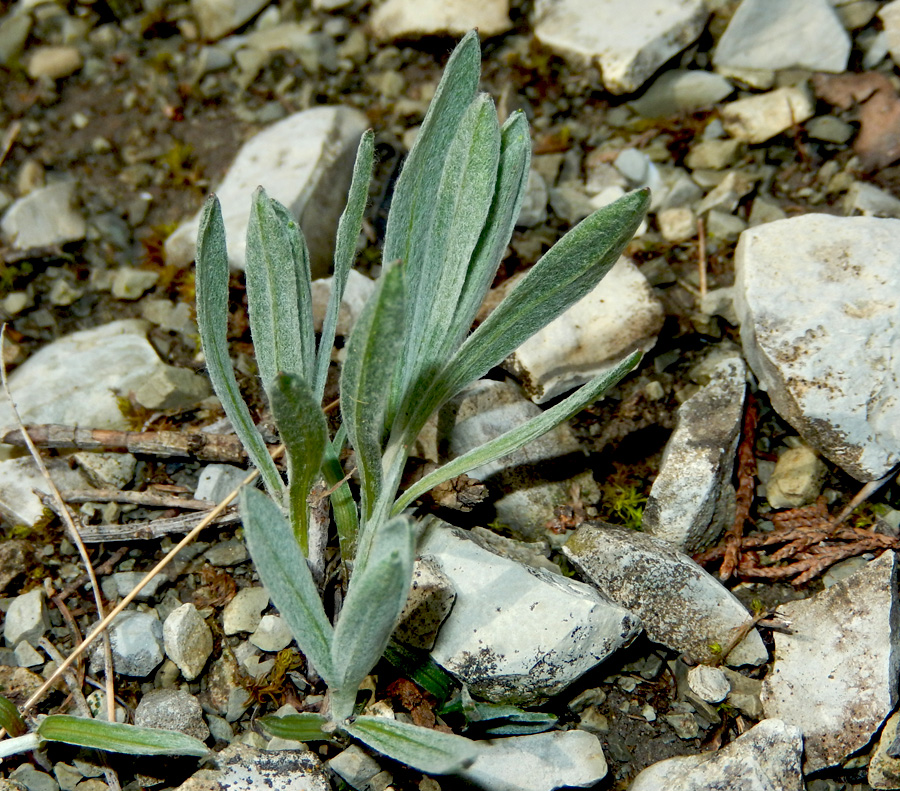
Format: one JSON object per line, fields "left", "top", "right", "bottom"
{"left": 165, "top": 106, "right": 368, "bottom": 278}
{"left": 880, "top": 0, "right": 900, "bottom": 68}
{"left": 249, "top": 614, "right": 293, "bottom": 652}
{"left": 517, "top": 169, "right": 549, "bottom": 228}
{"left": 461, "top": 730, "right": 608, "bottom": 791}
{"left": 191, "top": 0, "right": 270, "bottom": 41}
{"left": 504, "top": 256, "right": 663, "bottom": 404}
{"left": 1, "top": 181, "right": 86, "bottom": 249}
{"left": 91, "top": 610, "right": 165, "bottom": 678}
{"left": 563, "top": 523, "right": 768, "bottom": 667}
{"left": 309, "top": 269, "right": 376, "bottom": 338}
{"left": 0, "top": 320, "right": 189, "bottom": 458}
{"left": 195, "top": 464, "right": 249, "bottom": 504}
{"left": 164, "top": 603, "right": 214, "bottom": 681}
{"left": 688, "top": 665, "right": 731, "bottom": 704}
{"left": 532, "top": 0, "right": 709, "bottom": 95}
{"left": 0, "top": 457, "right": 92, "bottom": 527}
{"left": 630, "top": 718, "right": 804, "bottom": 791}
{"left": 721, "top": 87, "right": 814, "bottom": 144}
{"left": 714, "top": 0, "right": 850, "bottom": 74}
{"left": 135, "top": 688, "right": 210, "bottom": 742}
{"left": 393, "top": 556, "right": 456, "bottom": 650}
{"left": 4, "top": 588, "right": 49, "bottom": 647}
{"left": 631, "top": 70, "right": 733, "bottom": 118}
{"left": 765, "top": 445, "right": 826, "bottom": 509}
{"left": 222, "top": 587, "right": 270, "bottom": 635}
{"left": 422, "top": 520, "right": 641, "bottom": 705}
{"left": 734, "top": 215, "right": 900, "bottom": 481}
{"left": 642, "top": 354, "right": 745, "bottom": 553}
{"left": 73, "top": 452, "right": 136, "bottom": 489}
{"left": 370, "top": 0, "right": 511, "bottom": 40}
{"left": 869, "top": 710, "right": 900, "bottom": 789}
{"left": 761, "top": 551, "right": 900, "bottom": 773}
{"left": 844, "top": 180, "right": 900, "bottom": 219}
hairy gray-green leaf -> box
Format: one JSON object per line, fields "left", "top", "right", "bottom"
{"left": 394, "top": 352, "right": 641, "bottom": 513}
{"left": 259, "top": 713, "right": 331, "bottom": 742}
{"left": 240, "top": 487, "right": 335, "bottom": 686}
{"left": 268, "top": 372, "right": 328, "bottom": 555}
{"left": 340, "top": 262, "right": 406, "bottom": 521}
{"left": 330, "top": 515, "right": 414, "bottom": 721}
{"left": 195, "top": 196, "right": 282, "bottom": 497}
{"left": 344, "top": 716, "right": 477, "bottom": 775}
{"left": 37, "top": 716, "right": 209, "bottom": 757}
{"left": 245, "top": 187, "right": 312, "bottom": 389}
{"left": 315, "top": 130, "right": 375, "bottom": 402}
{"left": 420, "top": 189, "right": 650, "bottom": 420}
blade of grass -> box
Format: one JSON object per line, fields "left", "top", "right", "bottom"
{"left": 323, "top": 425, "right": 359, "bottom": 566}
{"left": 37, "top": 716, "right": 209, "bottom": 758}
{"left": 195, "top": 196, "right": 282, "bottom": 497}
{"left": 259, "top": 713, "right": 331, "bottom": 742}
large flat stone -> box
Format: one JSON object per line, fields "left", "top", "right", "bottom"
{"left": 532, "top": 0, "right": 709, "bottom": 95}
{"left": 370, "top": 0, "right": 511, "bottom": 39}
{"left": 165, "top": 106, "right": 368, "bottom": 278}
{"left": 761, "top": 551, "right": 900, "bottom": 773}
{"left": 734, "top": 215, "right": 900, "bottom": 480}
{"left": 422, "top": 520, "right": 641, "bottom": 704}
{"left": 564, "top": 523, "right": 767, "bottom": 666}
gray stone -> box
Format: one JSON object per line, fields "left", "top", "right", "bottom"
{"left": 806, "top": 115, "right": 854, "bottom": 145}
{"left": 8, "top": 765, "right": 58, "bottom": 791}
{"left": 722, "top": 667, "right": 763, "bottom": 719}
{"left": 630, "top": 718, "right": 803, "bottom": 791}
{"left": 714, "top": 0, "right": 850, "bottom": 74}
{"left": 13, "top": 640, "right": 42, "bottom": 668}
{"left": 309, "top": 269, "right": 376, "bottom": 338}
{"left": 504, "top": 256, "right": 663, "bottom": 404}
{"left": 687, "top": 665, "right": 731, "bottom": 704}
{"left": 0, "top": 457, "right": 91, "bottom": 527}
{"left": 685, "top": 139, "right": 742, "bottom": 171}
{"left": 164, "top": 603, "right": 213, "bottom": 681}
{"left": 706, "top": 209, "right": 747, "bottom": 241}
{"left": 665, "top": 712, "right": 700, "bottom": 739}
{"left": 370, "top": 0, "right": 511, "bottom": 40}
{"left": 249, "top": 614, "right": 292, "bottom": 652}
{"left": 111, "top": 268, "right": 159, "bottom": 300}
{"left": 822, "top": 556, "right": 869, "bottom": 588}
{"left": 721, "top": 87, "right": 815, "bottom": 144}
{"left": 92, "top": 610, "right": 165, "bottom": 677}
{"left": 642, "top": 354, "right": 745, "bottom": 552}
{"left": 517, "top": 169, "right": 549, "bottom": 227}
{"left": 460, "top": 730, "right": 608, "bottom": 791}
{"left": 734, "top": 215, "right": 900, "bottom": 481}
{"left": 171, "top": 743, "right": 330, "bottom": 791}
{"left": 133, "top": 364, "right": 211, "bottom": 411}
{"left": 0, "top": 320, "right": 181, "bottom": 458}
{"left": 141, "top": 299, "right": 197, "bottom": 335}
{"left": 222, "top": 587, "right": 270, "bottom": 635}
{"left": 52, "top": 763, "right": 82, "bottom": 791}
{"left": 0, "top": 12, "right": 31, "bottom": 67}
{"left": 548, "top": 183, "right": 595, "bottom": 225}
{"left": 73, "top": 452, "right": 136, "bottom": 489}
{"left": 190, "top": 0, "right": 269, "bottom": 41}
{"left": 631, "top": 70, "right": 733, "bottom": 118}
{"left": 468, "top": 527, "right": 560, "bottom": 574}
{"left": 1, "top": 181, "right": 85, "bottom": 249}
{"left": 203, "top": 539, "right": 249, "bottom": 567}
{"left": 696, "top": 171, "right": 757, "bottom": 215}
{"left": 870, "top": 710, "right": 900, "bottom": 789}
{"left": 166, "top": 106, "right": 368, "bottom": 278}
{"left": 761, "top": 551, "right": 899, "bottom": 772}
{"left": 195, "top": 464, "right": 248, "bottom": 504}
{"left": 327, "top": 745, "right": 382, "bottom": 789}
{"left": 765, "top": 445, "right": 826, "bottom": 509}
{"left": 26, "top": 45, "right": 82, "bottom": 80}
{"left": 101, "top": 572, "right": 168, "bottom": 602}
{"left": 844, "top": 181, "right": 900, "bottom": 219}
{"left": 423, "top": 520, "right": 641, "bottom": 705}
{"left": 748, "top": 196, "right": 787, "bottom": 226}
{"left": 881, "top": 0, "right": 900, "bottom": 68}
{"left": 134, "top": 688, "right": 210, "bottom": 741}
{"left": 533, "top": 0, "right": 709, "bottom": 95}
{"left": 393, "top": 556, "right": 456, "bottom": 650}
{"left": 4, "top": 588, "right": 49, "bottom": 647}
{"left": 564, "top": 523, "right": 768, "bottom": 666}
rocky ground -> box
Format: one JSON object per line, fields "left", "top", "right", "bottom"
{"left": 1, "top": 0, "right": 900, "bottom": 790}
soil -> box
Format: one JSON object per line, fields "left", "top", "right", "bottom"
{"left": 0, "top": 2, "right": 896, "bottom": 790}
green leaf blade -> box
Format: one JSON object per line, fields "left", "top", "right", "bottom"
{"left": 195, "top": 195, "right": 283, "bottom": 498}
{"left": 331, "top": 515, "right": 414, "bottom": 721}
{"left": 344, "top": 716, "right": 477, "bottom": 775}
{"left": 394, "top": 352, "right": 641, "bottom": 513}
{"left": 0, "top": 694, "right": 26, "bottom": 737}
{"left": 259, "top": 713, "right": 331, "bottom": 742}
{"left": 239, "top": 487, "right": 335, "bottom": 686}
{"left": 37, "top": 716, "right": 209, "bottom": 757}
{"left": 268, "top": 373, "right": 328, "bottom": 555}
{"left": 315, "top": 130, "right": 375, "bottom": 402}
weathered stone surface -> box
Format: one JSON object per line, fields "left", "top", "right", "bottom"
{"left": 0, "top": 181, "right": 85, "bottom": 249}
{"left": 26, "top": 45, "right": 82, "bottom": 80}
{"left": 642, "top": 353, "right": 745, "bottom": 552}
{"left": 393, "top": 556, "right": 456, "bottom": 650}
{"left": 714, "top": 0, "right": 850, "bottom": 74}
{"left": 91, "top": 610, "right": 165, "bottom": 677}
{"left": 423, "top": 520, "right": 641, "bottom": 704}
{"left": 164, "top": 603, "right": 214, "bottom": 681}
{"left": 249, "top": 615, "right": 292, "bottom": 652}
{"left": 761, "top": 551, "right": 899, "bottom": 773}
{"left": 504, "top": 256, "right": 663, "bottom": 404}
{"left": 631, "top": 69, "right": 733, "bottom": 118}
{"left": 533, "top": 0, "right": 709, "bottom": 95}
{"left": 134, "top": 688, "right": 209, "bottom": 741}
{"left": 4, "top": 588, "right": 49, "bottom": 647}
{"left": 0, "top": 457, "right": 91, "bottom": 527}
{"left": 564, "top": 523, "right": 767, "bottom": 666}
{"left": 765, "top": 445, "right": 827, "bottom": 509}
{"left": 721, "top": 87, "right": 814, "bottom": 144}
{"left": 190, "top": 0, "right": 269, "bottom": 41}
{"left": 870, "top": 710, "right": 900, "bottom": 789}
{"left": 461, "top": 730, "right": 608, "bottom": 791}
{"left": 222, "top": 587, "right": 270, "bottom": 635}
{"left": 734, "top": 215, "right": 900, "bottom": 480}
{"left": 630, "top": 719, "right": 803, "bottom": 791}
{"left": 309, "top": 269, "right": 376, "bottom": 337}
{"left": 166, "top": 106, "right": 368, "bottom": 278}
{"left": 370, "top": 0, "right": 511, "bottom": 40}
{"left": 688, "top": 665, "right": 730, "bottom": 704}
{"left": 171, "top": 743, "right": 330, "bottom": 791}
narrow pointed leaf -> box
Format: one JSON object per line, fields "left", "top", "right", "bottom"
{"left": 268, "top": 372, "right": 328, "bottom": 555}
{"left": 340, "top": 262, "right": 406, "bottom": 520}
{"left": 259, "top": 713, "right": 331, "bottom": 742}
{"left": 240, "top": 487, "right": 335, "bottom": 686}
{"left": 344, "top": 716, "right": 477, "bottom": 775}
{"left": 37, "top": 716, "right": 209, "bottom": 757}
{"left": 330, "top": 515, "right": 414, "bottom": 720}
{"left": 383, "top": 641, "right": 455, "bottom": 704}
{"left": 315, "top": 130, "right": 375, "bottom": 402}
{"left": 245, "top": 187, "right": 311, "bottom": 388}
{"left": 394, "top": 352, "right": 641, "bottom": 514}
{"left": 421, "top": 189, "right": 650, "bottom": 419}
{"left": 322, "top": 424, "right": 359, "bottom": 564}
{"left": 195, "top": 195, "right": 282, "bottom": 497}
{"left": 0, "top": 694, "right": 25, "bottom": 737}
